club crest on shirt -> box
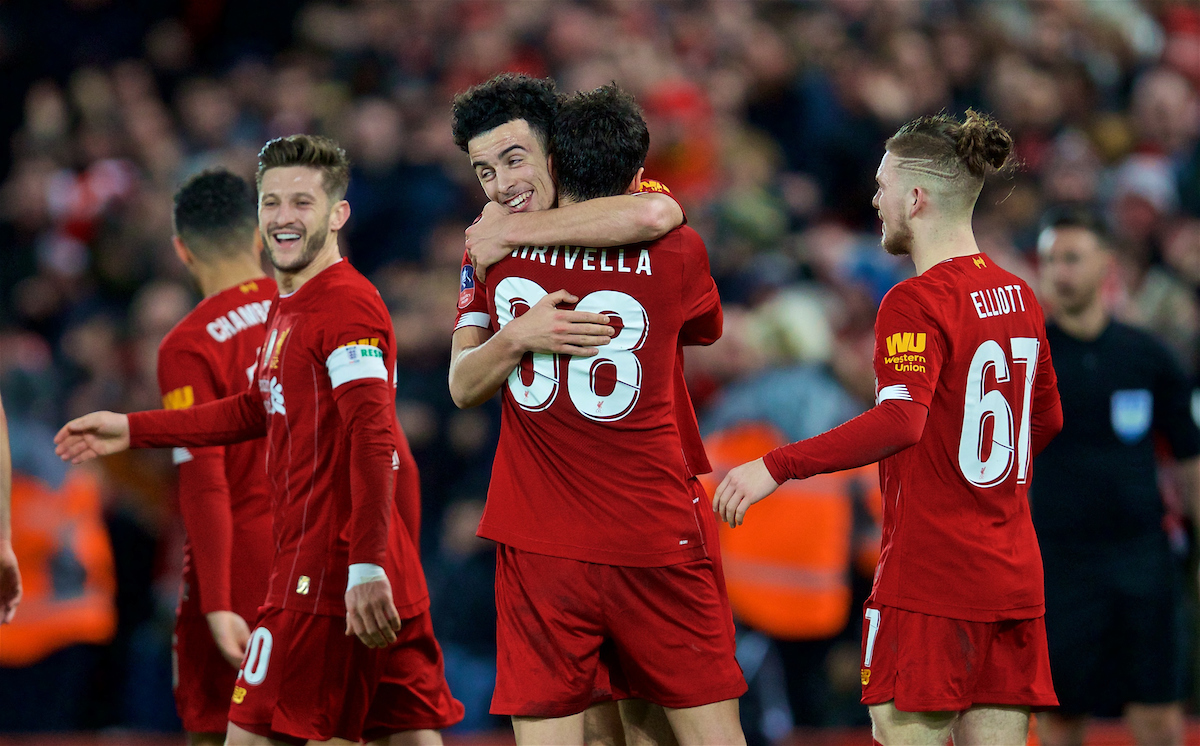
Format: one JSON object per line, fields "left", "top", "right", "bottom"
{"left": 459, "top": 265, "right": 476, "bottom": 309}
{"left": 1111, "top": 389, "right": 1152, "bottom": 444}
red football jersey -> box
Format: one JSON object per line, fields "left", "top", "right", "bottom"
{"left": 455, "top": 228, "right": 722, "bottom": 566}
{"left": 158, "top": 279, "right": 275, "bottom": 621}
{"left": 252, "top": 260, "right": 428, "bottom": 617}
{"left": 868, "top": 253, "right": 1059, "bottom": 621}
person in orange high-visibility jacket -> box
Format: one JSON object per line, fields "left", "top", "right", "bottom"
{"left": 0, "top": 466, "right": 116, "bottom": 667}
{"left": 700, "top": 422, "right": 880, "bottom": 641}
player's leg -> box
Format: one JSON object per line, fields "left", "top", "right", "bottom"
{"left": 490, "top": 546, "right": 608, "bottom": 740}
{"left": 225, "top": 722, "right": 299, "bottom": 746}
{"left": 512, "top": 712, "right": 586, "bottom": 745}
{"left": 618, "top": 699, "right": 677, "bottom": 746}
{"left": 603, "top": 560, "right": 746, "bottom": 746}
{"left": 584, "top": 701, "right": 627, "bottom": 746}
{"left": 174, "top": 613, "right": 245, "bottom": 746}
{"left": 359, "top": 610, "right": 461, "bottom": 745}
{"left": 1124, "top": 702, "right": 1184, "bottom": 746}
{"left": 365, "top": 729, "right": 443, "bottom": 746}
{"left": 1035, "top": 712, "right": 1088, "bottom": 746}
{"left": 950, "top": 704, "right": 1029, "bottom": 746}
{"left": 185, "top": 733, "right": 226, "bottom": 746}
{"left": 867, "top": 702, "right": 954, "bottom": 746}
{"left": 662, "top": 699, "right": 745, "bottom": 746}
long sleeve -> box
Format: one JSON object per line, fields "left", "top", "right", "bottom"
{"left": 334, "top": 380, "right": 395, "bottom": 568}
{"left": 129, "top": 389, "right": 266, "bottom": 448}
{"left": 763, "top": 399, "right": 928, "bottom": 483}
{"left": 1031, "top": 396, "right": 1063, "bottom": 457}
{"left": 177, "top": 452, "right": 234, "bottom": 612}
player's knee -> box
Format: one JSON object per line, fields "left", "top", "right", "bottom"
{"left": 869, "top": 703, "right": 955, "bottom": 746}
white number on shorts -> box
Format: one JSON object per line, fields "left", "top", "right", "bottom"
{"left": 863, "top": 608, "right": 881, "bottom": 667}
{"left": 240, "top": 627, "right": 273, "bottom": 686}
{"left": 957, "top": 337, "right": 1039, "bottom": 488}
{"left": 493, "top": 277, "right": 650, "bottom": 422}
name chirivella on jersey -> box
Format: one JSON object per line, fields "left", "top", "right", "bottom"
{"left": 511, "top": 245, "right": 653, "bottom": 275}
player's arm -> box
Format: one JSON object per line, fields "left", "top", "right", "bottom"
{"left": 679, "top": 230, "right": 723, "bottom": 347}
{"left": 466, "top": 191, "right": 683, "bottom": 278}
{"left": 449, "top": 290, "right": 615, "bottom": 409}
{"left": 158, "top": 345, "right": 248, "bottom": 668}
{"left": 54, "top": 388, "right": 266, "bottom": 465}
{"left": 714, "top": 399, "right": 929, "bottom": 527}
{"left": 716, "top": 283, "right": 942, "bottom": 526}
{"left": 0, "top": 391, "right": 20, "bottom": 624}
{"left": 325, "top": 331, "right": 405, "bottom": 649}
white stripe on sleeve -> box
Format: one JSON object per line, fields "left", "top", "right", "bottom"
{"left": 876, "top": 384, "right": 913, "bottom": 405}
{"left": 172, "top": 447, "right": 193, "bottom": 465}
{"left": 326, "top": 344, "right": 389, "bottom": 389}
{"left": 455, "top": 312, "right": 491, "bottom": 330}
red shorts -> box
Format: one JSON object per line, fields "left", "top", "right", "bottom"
{"left": 860, "top": 604, "right": 1058, "bottom": 712}
{"left": 591, "top": 479, "right": 736, "bottom": 705}
{"left": 173, "top": 613, "right": 239, "bottom": 734}
{"left": 229, "top": 607, "right": 463, "bottom": 744}
{"left": 493, "top": 545, "right": 746, "bottom": 717}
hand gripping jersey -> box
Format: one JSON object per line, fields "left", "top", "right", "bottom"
{"left": 869, "top": 254, "right": 1059, "bottom": 621}
{"left": 158, "top": 279, "right": 275, "bottom": 621}
{"left": 455, "top": 228, "right": 722, "bottom": 566}
{"left": 131, "top": 260, "right": 428, "bottom": 618}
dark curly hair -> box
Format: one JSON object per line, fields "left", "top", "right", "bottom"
{"left": 173, "top": 168, "right": 258, "bottom": 261}
{"left": 552, "top": 83, "right": 649, "bottom": 202}
{"left": 451, "top": 73, "right": 559, "bottom": 153}
{"left": 256, "top": 134, "right": 351, "bottom": 201}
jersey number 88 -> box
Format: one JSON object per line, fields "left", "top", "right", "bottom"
{"left": 494, "top": 277, "right": 649, "bottom": 422}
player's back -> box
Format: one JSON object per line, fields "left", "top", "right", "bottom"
{"left": 871, "top": 253, "right": 1057, "bottom": 622}
{"left": 158, "top": 279, "right": 275, "bottom": 621}
{"left": 481, "top": 226, "right": 721, "bottom": 567}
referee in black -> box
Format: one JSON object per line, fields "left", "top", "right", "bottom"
{"left": 1032, "top": 209, "right": 1200, "bottom": 746}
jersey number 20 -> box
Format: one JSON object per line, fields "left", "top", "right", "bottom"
{"left": 958, "top": 337, "right": 1039, "bottom": 488}
{"left": 494, "top": 277, "right": 648, "bottom": 422}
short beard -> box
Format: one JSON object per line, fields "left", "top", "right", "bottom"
{"left": 267, "top": 220, "right": 330, "bottom": 273}
{"left": 882, "top": 218, "right": 914, "bottom": 257}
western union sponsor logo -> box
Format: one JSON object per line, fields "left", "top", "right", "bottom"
{"left": 162, "top": 386, "right": 194, "bottom": 410}
{"left": 885, "top": 332, "right": 926, "bottom": 357}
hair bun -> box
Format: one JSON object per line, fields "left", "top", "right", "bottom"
{"left": 956, "top": 109, "right": 1013, "bottom": 177}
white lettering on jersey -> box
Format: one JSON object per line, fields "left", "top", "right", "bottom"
{"left": 206, "top": 300, "right": 272, "bottom": 342}
{"left": 172, "top": 447, "right": 193, "bottom": 465}
{"left": 260, "top": 376, "right": 286, "bottom": 415}
{"left": 970, "top": 285, "right": 1024, "bottom": 319}
{"left": 514, "top": 247, "right": 653, "bottom": 275}
{"left": 326, "top": 344, "right": 388, "bottom": 389}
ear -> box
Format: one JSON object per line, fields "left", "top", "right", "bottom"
{"left": 252, "top": 228, "right": 264, "bottom": 258}
{"left": 625, "top": 166, "right": 645, "bottom": 194}
{"left": 329, "top": 200, "right": 351, "bottom": 232}
{"left": 909, "top": 186, "right": 927, "bottom": 219}
{"left": 172, "top": 236, "right": 194, "bottom": 268}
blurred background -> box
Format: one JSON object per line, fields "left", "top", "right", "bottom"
{"left": 0, "top": 0, "right": 1197, "bottom": 743}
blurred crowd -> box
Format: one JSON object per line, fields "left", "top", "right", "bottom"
{"left": 0, "top": 0, "right": 1198, "bottom": 737}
